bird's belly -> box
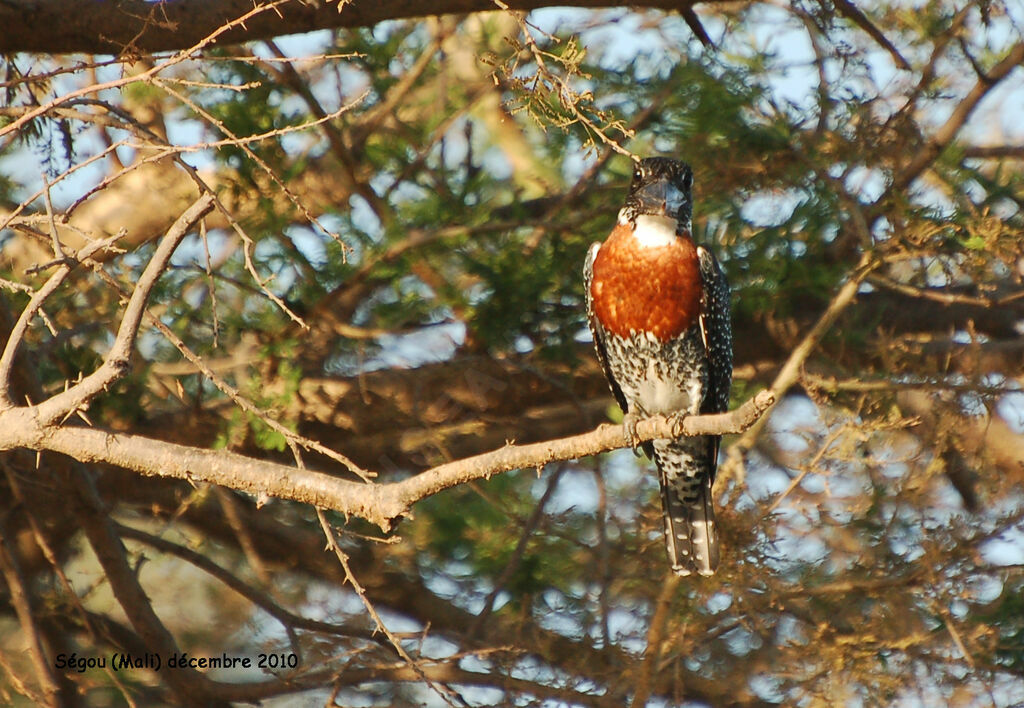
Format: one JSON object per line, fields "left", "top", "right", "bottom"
{"left": 607, "top": 332, "right": 706, "bottom": 418}
{"left": 634, "top": 362, "right": 693, "bottom": 416}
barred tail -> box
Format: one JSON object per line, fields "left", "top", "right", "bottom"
{"left": 658, "top": 456, "right": 719, "bottom": 576}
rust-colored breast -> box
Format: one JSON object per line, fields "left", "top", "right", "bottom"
{"left": 590, "top": 222, "right": 701, "bottom": 341}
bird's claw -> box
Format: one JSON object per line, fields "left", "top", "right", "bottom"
{"left": 622, "top": 411, "right": 643, "bottom": 456}
{"left": 667, "top": 411, "right": 689, "bottom": 436}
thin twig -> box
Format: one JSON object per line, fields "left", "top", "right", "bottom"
{"left": 31, "top": 194, "right": 215, "bottom": 426}
{"left": 492, "top": 0, "right": 637, "bottom": 161}
{"left": 928, "top": 600, "right": 976, "bottom": 670}
{"left": 766, "top": 425, "right": 847, "bottom": 514}
{"left": 0, "top": 0, "right": 294, "bottom": 140}
{"left": 468, "top": 465, "right": 567, "bottom": 637}
{"left": 315, "top": 509, "right": 465, "bottom": 708}
{"left": 114, "top": 521, "right": 388, "bottom": 646}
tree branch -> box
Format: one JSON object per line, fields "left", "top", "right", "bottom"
{"left": 0, "top": 535, "right": 61, "bottom": 707}
{"left": 0, "top": 391, "right": 774, "bottom": 531}
{"left": 833, "top": 0, "right": 910, "bottom": 71}
{"left": 963, "top": 144, "right": 1024, "bottom": 159}
{"left": 113, "top": 522, "right": 385, "bottom": 643}
{"left": 0, "top": 2, "right": 294, "bottom": 141}
{"left": 30, "top": 193, "right": 214, "bottom": 426}
{"left": 881, "top": 40, "right": 1024, "bottom": 201}
{"left": 0, "top": 0, "right": 725, "bottom": 55}
{"left": 721, "top": 253, "right": 876, "bottom": 479}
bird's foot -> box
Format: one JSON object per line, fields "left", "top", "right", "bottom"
{"left": 667, "top": 411, "right": 689, "bottom": 437}
{"left": 622, "top": 411, "right": 643, "bottom": 455}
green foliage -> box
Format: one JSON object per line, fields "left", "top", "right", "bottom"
{"left": 421, "top": 488, "right": 503, "bottom": 562}
{"left": 460, "top": 226, "right": 589, "bottom": 354}
{"left": 984, "top": 577, "right": 1024, "bottom": 671}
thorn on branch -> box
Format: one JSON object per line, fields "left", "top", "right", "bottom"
{"left": 24, "top": 257, "right": 75, "bottom": 276}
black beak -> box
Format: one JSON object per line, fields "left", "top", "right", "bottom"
{"left": 634, "top": 178, "right": 687, "bottom": 219}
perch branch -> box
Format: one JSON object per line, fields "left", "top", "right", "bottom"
{"left": 0, "top": 391, "right": 774, "bottom": 531}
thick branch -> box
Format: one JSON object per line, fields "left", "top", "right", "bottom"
{"left": 0, "top": 0, "right": 719, "bottom": 55}
{"left": 0, "top": 391, "right": 774, "bottom": 531}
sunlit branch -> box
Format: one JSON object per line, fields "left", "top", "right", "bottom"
{"left": 0, "top": 391, "right": 774, "bottom": 531}
{"left": 0, "top": 0, "right": 295, "bottom": 139}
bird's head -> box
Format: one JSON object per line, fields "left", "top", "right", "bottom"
{"left": 619, "top": 157, "right": 693, "bottom": 232}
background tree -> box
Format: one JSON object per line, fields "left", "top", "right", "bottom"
{"left": 1, "top": 1, "right": 1022, "bottom": 706}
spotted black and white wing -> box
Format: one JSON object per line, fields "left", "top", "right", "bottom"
{"left": 696, "top": 245, "right": 733, "bottom": 475}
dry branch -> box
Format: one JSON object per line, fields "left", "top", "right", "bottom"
{"left": 0, "top": 0, "right": 728, "bottom": 55}
{"left": 720, "top": 252, "right": 876, "bottom": 480}
{"left": 0, "top": 194, "right": 214, "bottom": 410}
{"left": 881, "top": 40, "right": 1024, "bottom": 202}
{"left": 0, "top": 391, "right": 774, "bottom": 531}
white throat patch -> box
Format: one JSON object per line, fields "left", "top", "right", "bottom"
{"left": 629, "top": 213, "right": 679, "bottom": 248}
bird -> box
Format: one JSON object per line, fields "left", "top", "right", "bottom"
{"left": 584, "top": 157, "right": 732, "bottom": 576}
